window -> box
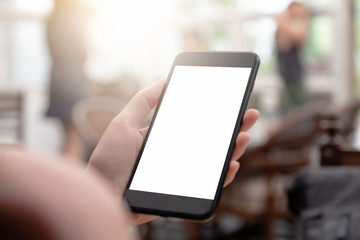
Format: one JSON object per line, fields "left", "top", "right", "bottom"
{"left": 0, "top": 0, "right": 51, "bottom": 88}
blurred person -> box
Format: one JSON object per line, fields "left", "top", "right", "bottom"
{"left": 0, "top": 81, "right": 260, "bottom": 239}
{"left": 46, "top": 0, "right": 92, "bottom": 161}
{"left": 275, "top": 1, "right": 310, "bottom": 113}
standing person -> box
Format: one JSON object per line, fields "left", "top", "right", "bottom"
{"left": 46, "top": 0, "right": 91, "bottom": 160}
{"left": 275, "top": 1, "right": 310, "bottom": 113}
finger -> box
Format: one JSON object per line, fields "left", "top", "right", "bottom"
{"left": 231, "top": 132, "right": 250, "bottom": 161}
{"left": 223, "top": 132, "right": 250, "bottom": 187}
{"left": 117, "top": 81, "right": 165, "bottom": 128}
{"left": 139, "top": 127, "right": 149, "bottom": 139}
{"left": 240, "top": 109, "right": 260, "bottom": 132}
{"left": 223, "top": 160, "right": 240, "bottom": 187}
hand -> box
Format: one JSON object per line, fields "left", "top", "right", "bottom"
{"left": 88, "top": 81, "right": 259, "bottom": 225}
{"left": 224, "top": 107, "right": 259, "bottom": 187}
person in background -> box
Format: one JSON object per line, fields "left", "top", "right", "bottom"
{"left": 46, "top": 0, "right": 92, "bottom": 161}
{"left": 275, "top": 1, "right": 310, "bottom": 113}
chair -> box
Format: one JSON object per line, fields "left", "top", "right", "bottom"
{"left": 319, "top": 99, "right": 360, "bottom": 166}
{"left": 286, "top": 99, "right": 360, "bottom": 239}
{"left": 332, "top": 98, "right": 360, "bottom": 139}
{"left": 217, "top": 100, "right": 329, "bottom": 240}
{"left": 0, "top": 90, "right": 24, "bottom": 144}
{"left": 318, "top": 98, "right": 360, "bottom": 146}
{"left": 287, "top": 167, "right": 360, "bottom": 239}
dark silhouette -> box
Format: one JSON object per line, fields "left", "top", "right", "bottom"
{"left": 276, "top": 2, "right": 310, "bottom": 113}
{"left": 46, "top": 0, "right": 92, "bottom": 160}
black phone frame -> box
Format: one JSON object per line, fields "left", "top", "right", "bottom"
{"left": 124, "top": 51, "right": 260, "bottom": 220}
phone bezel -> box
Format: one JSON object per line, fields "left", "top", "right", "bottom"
{"left": 124, "top": 51, "right": 260, "bottom": 220}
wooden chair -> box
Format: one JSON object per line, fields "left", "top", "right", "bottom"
{"left": 217, "top": 100, "right": 329, "bottom": 240}
{"left": 285, "top": 98, "right": 360, "bottom": 239}
{"left": 332, "top": 98, "right": 360, "bottom": 139}
{"left": 319, "top": 100, "right": 360, "bottom": 166}
{"left": 0, "top": 90, "right": 24, "bottom": 144}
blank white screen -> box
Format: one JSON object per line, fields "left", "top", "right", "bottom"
{"left": 130, "top": 65, "right": 251, "bottom": 200}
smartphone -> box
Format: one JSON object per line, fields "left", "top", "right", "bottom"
{"left": 124, "top": 51, "right": 260, "bottom": 220}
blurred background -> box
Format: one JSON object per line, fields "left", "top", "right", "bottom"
{"left": 1, "top": 0, "right": 360, "bottom": 239}
{"left": 0, "top": 0, "right": 357, "bottom": 152}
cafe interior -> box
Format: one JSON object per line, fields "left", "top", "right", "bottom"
{"left": 1, "top": 0, "right": 360, "bottom": 239}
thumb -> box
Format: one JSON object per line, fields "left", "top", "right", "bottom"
{"left": 116, "top": 81, "right": 165, "bottom": 128}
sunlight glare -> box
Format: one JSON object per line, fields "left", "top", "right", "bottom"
{"left": 15, "top": 0, "right": 53, "bottom": 14}
{"left": 86, "top": 0, "right": 176, "bottom": 83}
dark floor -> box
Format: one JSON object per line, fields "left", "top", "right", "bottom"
{"left": 137, "top": 214, "right": 297, "bottom": 240}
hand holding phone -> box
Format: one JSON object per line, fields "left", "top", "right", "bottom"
{"left": 125, "top": 51, "right": 260, "bottom": 220}
{"left": 88, "top": 79, "right": 259, "bottom": 225}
